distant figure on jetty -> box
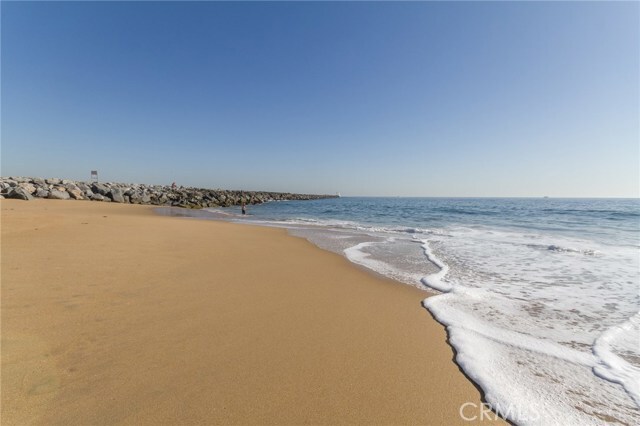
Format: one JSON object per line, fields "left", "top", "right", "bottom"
{"left": 171, "top": 182, "right": 176, "bottom": 189}
{"left": 241, "top": 202, "right": 246, "bottom": 215}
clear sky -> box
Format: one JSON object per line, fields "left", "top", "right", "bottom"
{"left": 2, "top": 1, "right": 638, "bottom": 197}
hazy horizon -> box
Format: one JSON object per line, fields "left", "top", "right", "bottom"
{"left": 2, "top": 2, "right": 638, "bottom": 198}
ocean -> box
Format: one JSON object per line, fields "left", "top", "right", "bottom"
{"left": 171, "top": 197, "right": 640, "bottom": 425}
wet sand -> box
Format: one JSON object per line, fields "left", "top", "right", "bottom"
{"left": 1, "top": 199, "right": 503, "bottom": 425}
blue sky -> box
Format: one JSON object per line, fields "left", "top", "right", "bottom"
{"left": 2, "top": 1, "right": 638, "bottom": 197}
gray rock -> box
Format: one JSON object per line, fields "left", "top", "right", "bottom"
{"left": 129, "top": 192, "right": 142, "bottom": 204}
{"left": 8, "top": 187, "right": 34, "bottom": 200}
{"left": 108, "top": 188, "right": 125, "bottom": 203}
{"left": 35, "top": 189, "right": 50, "bottom": 198}
{"left": 68, "top": 188, "right": 84, "bottom": 200}
{"left": 18, "top": 183, "right": 37, "bottom": 194}
{"left": 65, "top": 183, "right": 79, "bottom": 192}
{"left": 1, "top": 176, "right": 337, "bottom": 208}
{"left": 91, "top": 183, "right": 109, "bottom": 195}
{"left": 48, "top": 189, "right": 70, "bottom": 200}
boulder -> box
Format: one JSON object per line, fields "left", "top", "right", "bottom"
{"left": 35, "top": 189, "right": 50, "bottom": 198}
{"left": 108, "top": 188, "right": 125, "bottom": 203}
{"left": 48, "top": 189, "right": 70, "bottom": 200}
{"left": 8, "top": 187, "right": 34, "bottom": 200}
{"left": 91, "top": 183, "right": 109, "bottom": 196}
{"left": 68, "top": 189, "right": 84, "bottom": 200}
{"left": 65, "top": 183, "right": 80, "bottom": 192}
{"left": 18, "top": 183, "right": 37, "bottom": 194}
{"left": 45, "top": 178, "right": 61, "bottom": 185}
{"left": 90, "top": 193, "right": 105, "bottom": 201}
{"left": 129, "top": 192, "right": 142, "bottom": 204}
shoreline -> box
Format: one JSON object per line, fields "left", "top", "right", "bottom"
{"left": 154, "top": 204, "right": 513, "bottom": 423}
{"left": 1, "top": 199, "right": 504, "bottom": 425}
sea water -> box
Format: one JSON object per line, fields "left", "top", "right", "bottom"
{"left": 198, "top": 197, "right": 639, "bottom": 425}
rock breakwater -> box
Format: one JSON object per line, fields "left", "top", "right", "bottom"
{"left": 0, "top": 177, "right": 337, "bottom": 208}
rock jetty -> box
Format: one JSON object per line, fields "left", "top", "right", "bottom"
{"left": 0, "top": 177, "right": 337, "bottom": 208}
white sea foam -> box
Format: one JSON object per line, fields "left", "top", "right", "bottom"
{"left": 344, "top": 240, "right": 427, "bottom": 286}
{"left": 417, "top": 230, "right": 640, "bottom": 425}
{"left": 203, "top": 207, "right": 233, "bottom": 216}
{"left": 419, "top": 239, "right": 452, "bottom": 292}
{"left": 593, "top": 312, "right": 640, "bottom": 407}
{"left": 252, "top": 216, "right": 433, "bottom": 237}
{"left": 335, "top": 228, "right": 640, "bottom": 424}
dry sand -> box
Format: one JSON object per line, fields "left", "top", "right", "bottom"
{"left": 1, "top": 199, "right": 504, "bottom": 425}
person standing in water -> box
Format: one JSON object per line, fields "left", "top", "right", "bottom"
{"left": 241, "top": 202, "right": 246, "bottom": 215}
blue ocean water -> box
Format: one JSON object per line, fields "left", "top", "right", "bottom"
{"left": 199, "top": 197, "right": 639, "bottom": 425}
{"left": 240, "top": 197, "right": 639, "bottom": 245}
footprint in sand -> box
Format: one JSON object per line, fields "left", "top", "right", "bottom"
{"left": 2, "top": 333, "right": 61, "bottom": 420}
{"left": 26, "top": 375, "right": 60, "bottom": 396}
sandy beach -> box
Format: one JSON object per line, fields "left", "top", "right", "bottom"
{"left": 1, "top": 199, "right": 503, "bottom": 425}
